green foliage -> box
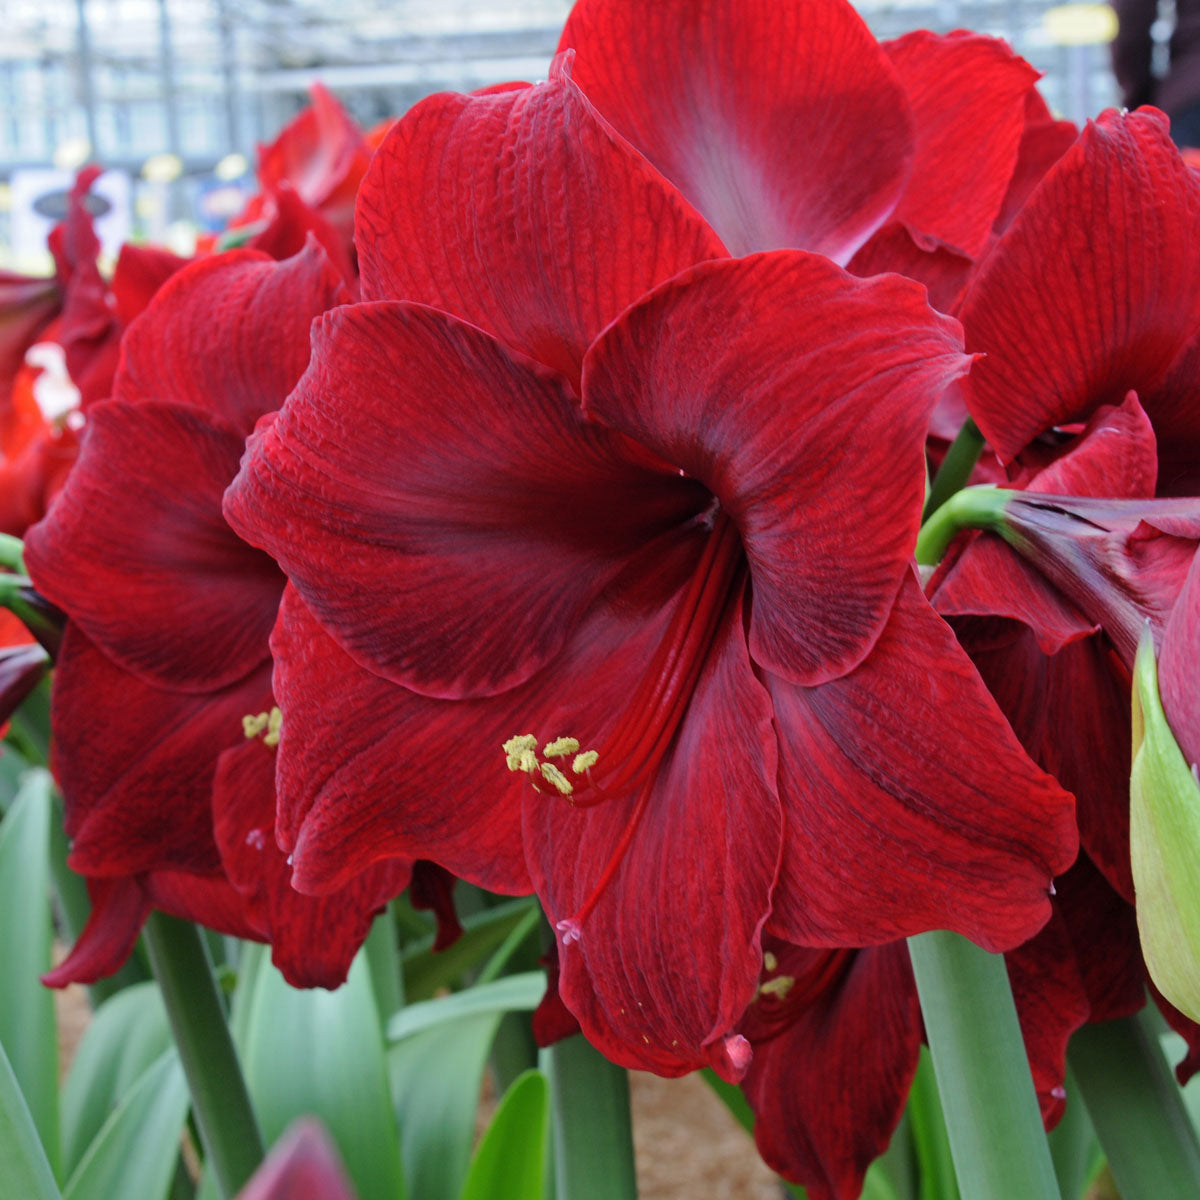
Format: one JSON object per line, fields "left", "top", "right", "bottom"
{"left": 460, "top": 1070, "right": 548, "bottom": 1200}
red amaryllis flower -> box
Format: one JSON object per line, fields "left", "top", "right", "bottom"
{"left": 237, "top": 1118, "right": 358, "bottom": 1200}
{"left": 558, "top": 0, "right": 1048, "bottom": 306}
{"left": 959, "top": 106, "right": 1200, "bottom": 496}
{"left": 24, "top": 241, "right": 407, "bottom": 989}
{"left": 227, "top": 217, "right": 1075, "bottom": 1078}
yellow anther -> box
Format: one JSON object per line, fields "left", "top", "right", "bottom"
{"left": 263, "top": 707, "right": 282, "bottom": 748}
{"left": 503, "top": 734, "right": 539, "bottom": 772}
{"left": 763, "top": 951, "right": 778, "bottom": 972}
{"left": 572, "top": 750, "right": 599, "bottom": 774}
{"left": 759, "top": 974, "right": 795, "bottom": 1000}
{"left": 539, "top": 762, "right": 574, "bottom": 796}
{"left": 242, "top": 712, "right": 269, "bottom": 739}
{"left": 544, "top": 736, "right": 580, "bottom": 758}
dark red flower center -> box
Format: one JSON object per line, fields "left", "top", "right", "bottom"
{"left": 503, "top": 510, "right": 745, "bottom": 941}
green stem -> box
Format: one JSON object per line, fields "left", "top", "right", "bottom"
{"left": 1068, "top": 1008, "right": 1200, "bottom": 1200}
{"left": 0, "top": 534, "right": 26, "bottom": 574}
{"left": 924, "top": 418, "right": 986, "bottom": 521}
{"left": 907, "top": 931, "right": 1061, "bottom": 1200}
{"left": 914, "top": 486, "right": 1009, "bottom": 567}
{"left": 143, "top": 913, "right": 264, "bottom": 1200}
{"left": 545, "top": 1035, "right": 637, "bottom": 1200}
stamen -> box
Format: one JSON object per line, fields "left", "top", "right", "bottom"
{"left": 758, "top": 975, "right": 796, "bottom": 1000}
{"left": 544, "top": 737, "right": 580, "bottom": 758}
{"left": 243, "top": 712, "right": 269, "bottom": 739}
{"left": 539, "top": 762, "right": 574, "bottom": 796}
{"left": 243, "top": 707, "right": 282, "bottom": 748}
{"left": 763, "top": 951, "right": 778, "bottom": 972}
{"left": 264, "top": 707, "right": 282, "bottom": 748}
{"left": 503, "top": 734, "right": 539, "bottom": 774}
{"left": 572, "top": 750, "right": 599, "bottom": 774}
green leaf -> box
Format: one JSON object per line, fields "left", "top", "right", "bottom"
{"left": 387, "top": 972, "right": 545, "bottom": 1042}
{"left": 61, "top": 982, "right": 172, "bottom": 1177}
{"left": 0, "top": 1038, "right": 61, "bottom": 1200}
{"left": 63, "top": 1051, "right": 189, "bottom": 1200}
{"left": 907, "top": 1048, "right": 959, "bottom": 1200}
{"left": 907, "top": 931, "right": 1061, "bottom": 1200}
{"left": 389, "top": 1011, "right": 502, "bottom": 1200}
{"left": 402, "top": 898, "right": 538, "bottom": 1000}
{"left": 1046, "top": 1068, "right": 1099, "bottom": 1200}
{"left": 241, "top": 950, "right": 405, "bottom": 1200}
{"left": 460, "top": 1070, "right": 548, "bottom": 1200}
{"left": 0, "top": 767, "right": 59, "bottom": 1173}
{"left": 1070, "top": 1009, "right": 1200, "bottom": 1200}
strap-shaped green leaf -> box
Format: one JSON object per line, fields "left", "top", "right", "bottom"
{"left": 460, "top": 1070, "right": 548, "bottom": 1200}
{"left": 0, "top": 1038, "right": 61, "bottom": 1200}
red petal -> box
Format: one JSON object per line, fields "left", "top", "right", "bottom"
{"left": 214, "top": 737, "right": 410, "bottom": 989}
{"left": 1160, "top": 552, "right": 1200, "bottom": 768}
{"left": 268, "top": 587, "right": 532, "bottom": 896}
{"left": 0, "top": 270, "right": 61, "bottom": 418}
{"left": 767, "top": 574, "right": 1076, "bottom": 951}
{"left": 740, "top": 941, "right": 921, "bottom": 1200}
{"left": 408, "top": 862, "right": 462, "bottom": 952}
{"left": 962, "top": 108, "right": 1200, "bottom": 464}
{"left": 884, "top": 31, "right": 1038, "bottom": 257}
{"left": 528, "top": 586, "right": 781, "bottom": 1080}
{"left": 1005, "top": 907, "right": 1091, "bottom": 1126}
{"left": 114, "top": 242, "right": 348, "bottom": 438}
{"left": 948, "top": 618, "right": 1135, "bottom": 900}
{"left": 559, "top": 0, "right": 913, "bottom": 262}
{"left": 994, "top": 91, "right": 1078, "bottom": 234}
{"left": 42, "top": 876, "right": 149, "bottom": 987}
{"left": 847, "top": 223, "right": 975, "bottom": 314}
{"left": 110, "top": 243, "right": 189, "bottom": 327}
{"left": 257, "top": 83, "right": 372, "bottom": 242}
{"left": 356, "top": 57, "right": 725, "bottom": 387}
{"left": 0, "top": 642, "right": 48, "bottom": 725}
{"left": 226, "top": 302, "right": 706, "bottom": 698}
{"left": 583, "top": 251, "right": 968, "bottom": 686}
{"left": 25, "top": 402, "right": 282, "bottom": 692}
{"left": 50, "top": 625, "right": 268, "bottom": 877}
{"left": 248, "top": 186, "right": 357, "bottom": 290}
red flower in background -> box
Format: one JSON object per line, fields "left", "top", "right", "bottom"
{"left": 558, "top": 0, "right": 1073, "bottom": 310}
{"left": 24, "top": 241, "right": 408, "bottom": 989}
{"left": 226, "top": 59, "right": 1076, "bottom": 1079}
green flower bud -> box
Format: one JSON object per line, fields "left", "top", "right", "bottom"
{"left": 1131, "top": 625, "right": 1200, "bottom": 1022}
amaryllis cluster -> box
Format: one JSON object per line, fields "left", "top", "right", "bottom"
{"left": 8, "top": 1, "right": 1200, "bottom": 1198}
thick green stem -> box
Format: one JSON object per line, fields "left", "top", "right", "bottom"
{"left": 925, "top": 418, "right": 986, "bottom": 521}
{"left": 908, "top": 930, "right": 1061, "bottom": 1200}
{"left": 1069, "top": 1008, "right": 1200, "bottom": 1200}
{"left": 143, "top": 913, "right": 264, "bottom": 1200}
{"left": 545, "top": 1034, "right": 637, "bottom": 1200}
{"left": 914, "top": 486, "right": 1009, "bottom": 567}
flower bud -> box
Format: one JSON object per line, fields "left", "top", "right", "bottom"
{"left": 1130, "top": 626, "right": 1200, "bottom": 1022}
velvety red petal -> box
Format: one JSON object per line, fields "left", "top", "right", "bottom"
{"left": 1160, "top": 552, "right": 1200, "bottom": 768}
{"left": 993, "top": 91, "right": 1077, "bottom": 234}
{"left": 961, "top": 108, "right": 1200, "bottom": 463}
{"left": 356, "top": 57, "right": 725, "bottom": 386}
{"left": 51, "top": 625, "right": 269, "bottom": 877}
{"left": 238, "top": 1118, "right": 358, "bottom": 1200}
{"left": 268, "top": 587, "right": 532, "bottom": 896}
{"left": 143, "top": 869, "right": 260, "bottom": 941}
{"left": 213, "top": 737, "right": 411, "bottom": 989}
{"left": 740, "top": 941, "right": 921, "bottom": 1200}
{"left": 110, "top": 243, "right": 190, "bottom": 328}
{"left": 25, "top": 402, "right": 282, "bottom": 692}
{"left": 532, "top": 944, "right": 582, "bottom": 1046}
{"left": 1005, "top": 907, "right": 1090, "bottom": 1126}
{"left": 884, "top": 31, "right": 1038, "bottom": 257}
{"left": 560, "top": 0, "right": 913, "bottom": 262}
{"left": 0, "top": 642, "right": 48, "bottom": 724}
{"left": 42, "top": 876, "right": 149, "bottom": 987}
{"left": 1155, "top": 986, "right": 1200, "bottom": 1085}
{"left": 226, "top": 302, "right": 706, "bottom": 698}
{"left": 847, "top": 223, "right": 975, "bottom": 314}
{"left": 946, "top": 618, "right": 1135, "bottom": 901}
{"left": 248, "top": 186, "right": 357, "bottom": 290}
{"left": 1055, "top": 855, "right": 1146, "bottom": 1022}
{"left": 767, "top": 574, "right": 1076, "bottom": 951}
{"left": 257, "top": 83, "right": 372, "bottom": 241}
{"left": 527, "top": 586, "right": 781, "bottom": 1080}
{"left": 113, "top": 241, "right": 348, "bottom": 438}
{"left": 0, "top": 271, "right": 61, "bottom": 415}
{"left": 408, "top": 861, "right": 463, "bottom": 952}
{"left": 583, "top": 251, "right": 968, "bottom": 686}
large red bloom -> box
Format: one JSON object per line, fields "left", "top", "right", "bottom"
{"left": 558, "top": 0, "right": 1057, "bottom": 307}
{"left": 227, "top": 67, "right": 1075, "bottom": 1078}
{"left": 24, "top": 241, "right": 407, "bottom": 989}
{"left": 959, "top": 107, "right": 1200, "bottom": 495}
